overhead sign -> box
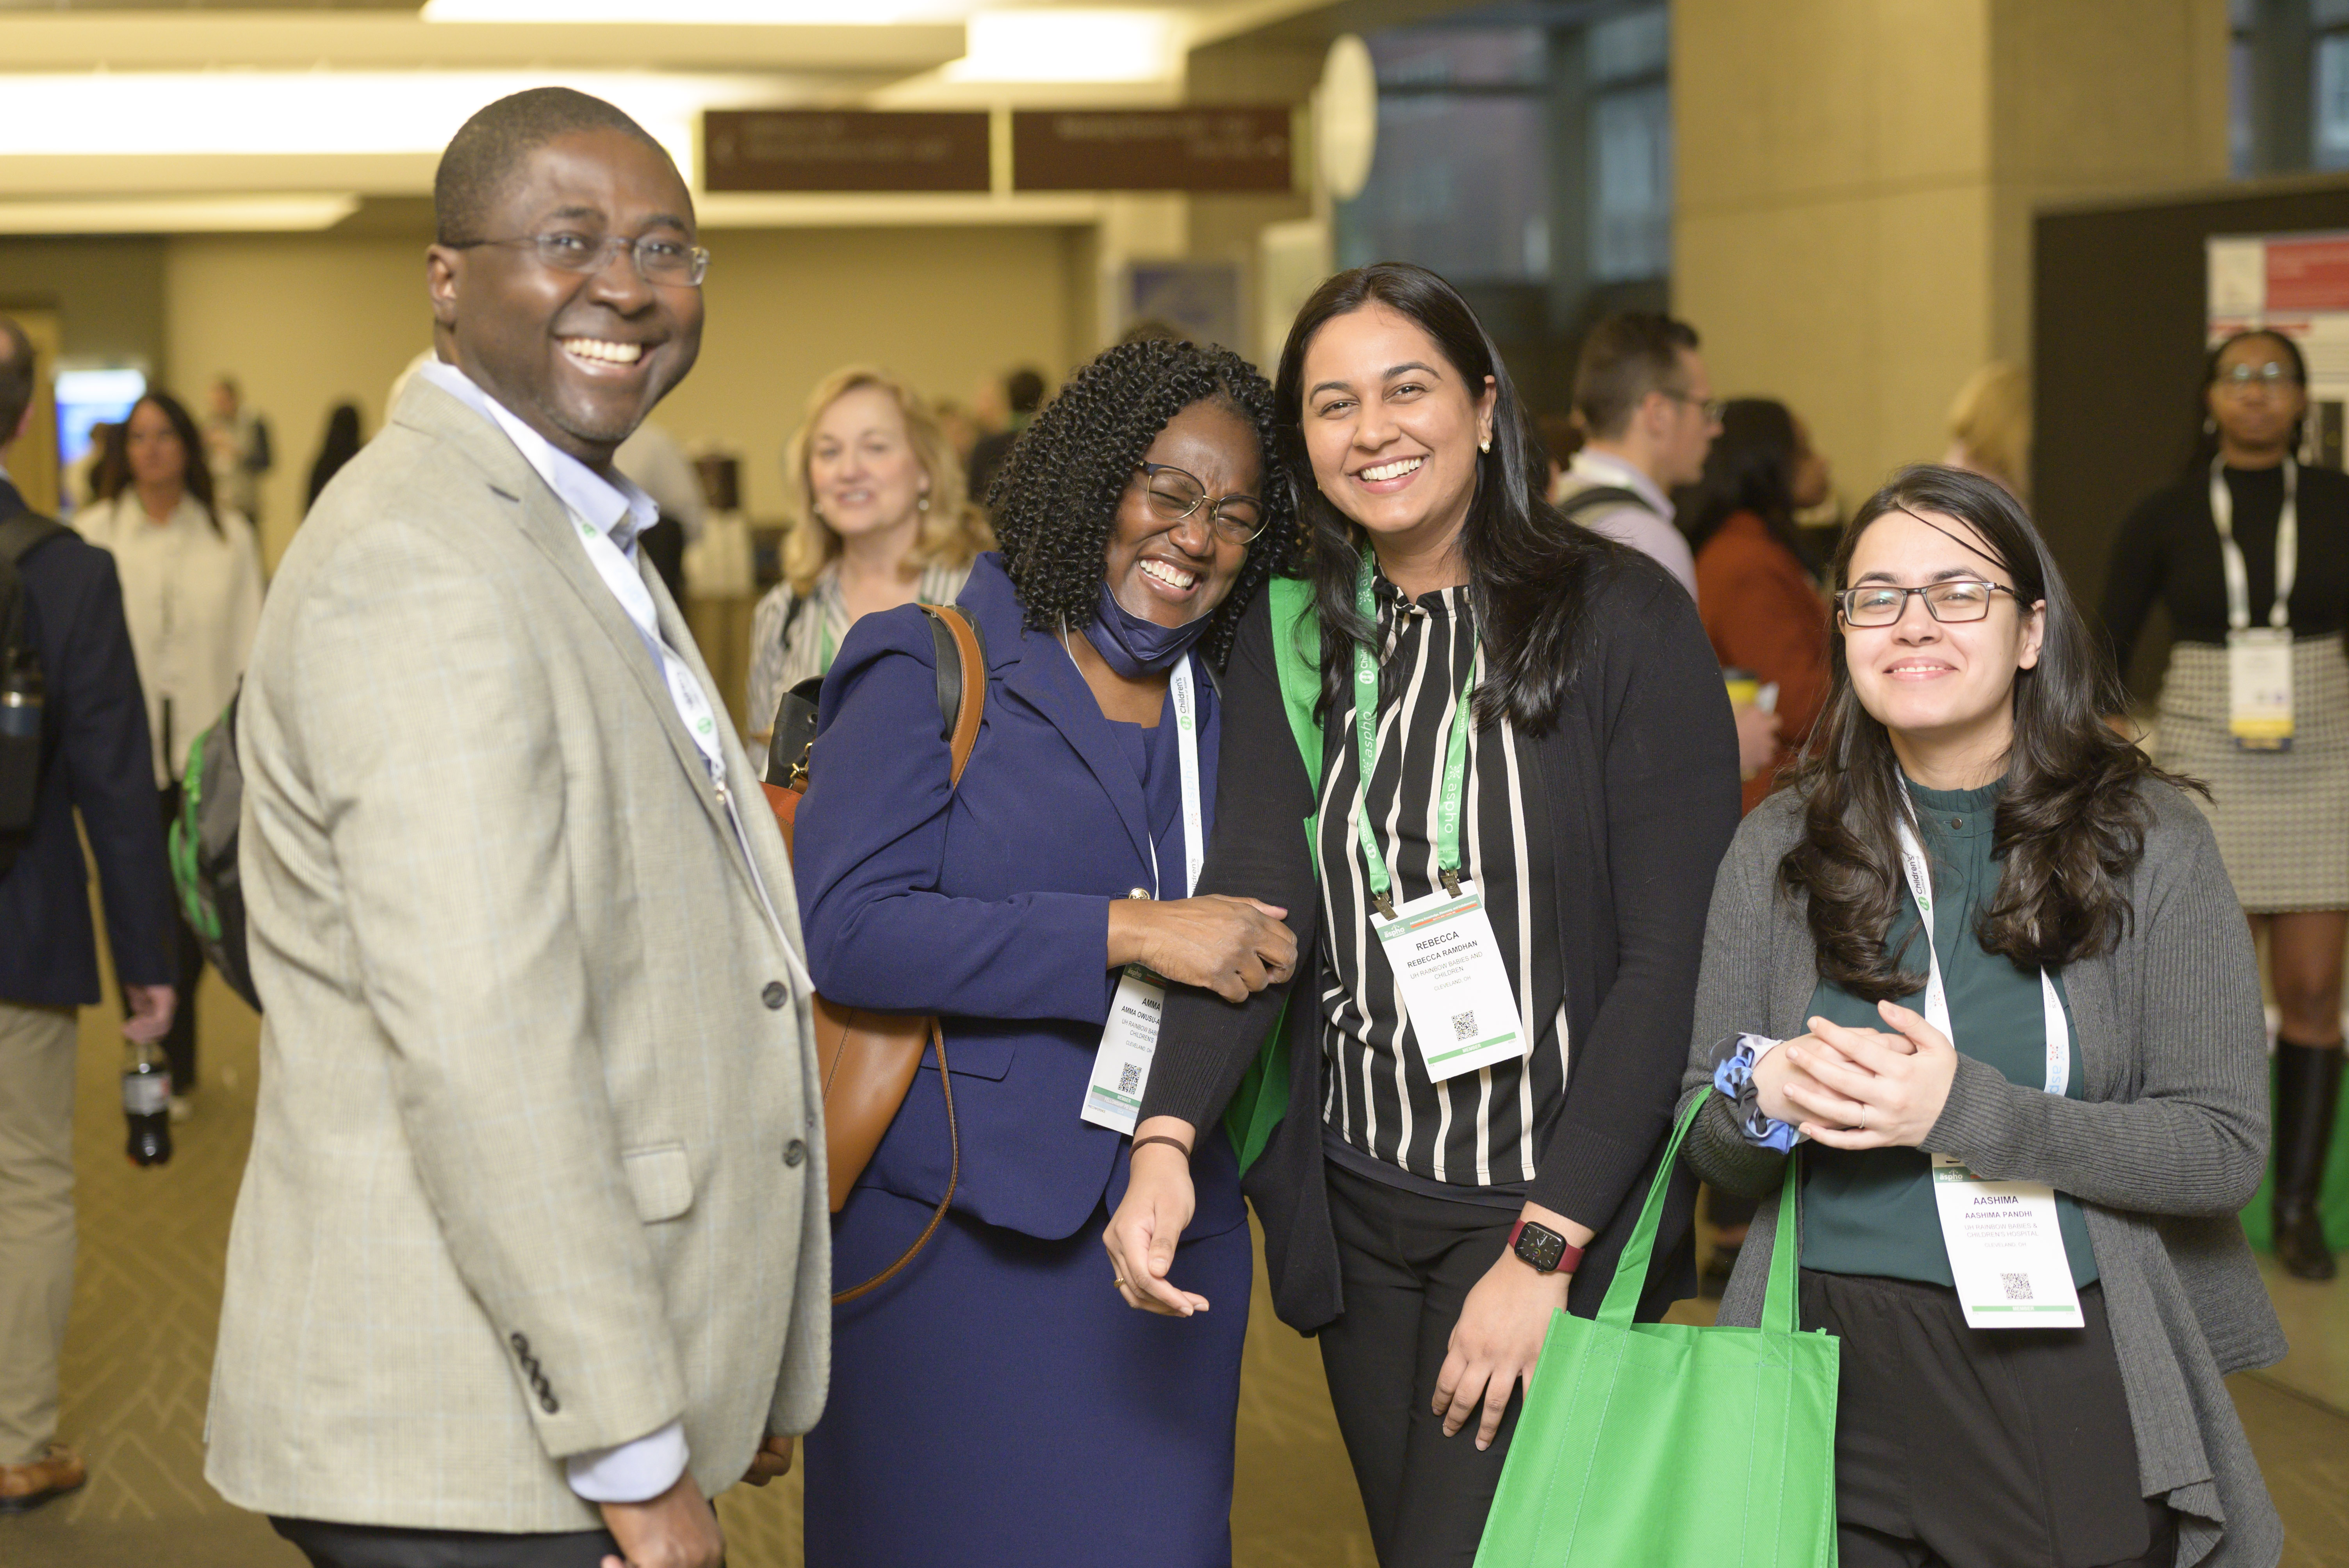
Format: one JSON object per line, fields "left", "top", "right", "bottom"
{"left": 703, "top": 110, "right": 991, "bottom": 193}
{"left": 1012, "top": 109, "right": 1294, "bottom": 193}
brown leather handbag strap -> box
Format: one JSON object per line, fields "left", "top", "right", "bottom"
{"left": 831, "top": 609, "right": 982, "bottom": 1306}
{"left": 832, "top": 1019, "right": 960, "bottom": 1305}
{"left": 928, "top": 604, "right": 986, "bottom": 786}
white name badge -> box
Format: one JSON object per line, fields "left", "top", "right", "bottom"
{"left": 2227, "top": 627, "right": 2295, "bottom": 750}
{"left": 1372, "top": 880, "right": 1526, "bottom": 1082}
{"left": 1081, "top": 967, "right": 1165, "bottom": 1135}
{"left": 1929, "top": 1153, "right": 2085, "bottom": 1329}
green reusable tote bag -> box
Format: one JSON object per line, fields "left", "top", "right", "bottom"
{"left": 1473, "top": 1098, "right": 1840, "bottom": 1567}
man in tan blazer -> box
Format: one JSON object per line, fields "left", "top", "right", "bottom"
{"left": 204, "top": 88, "right": 825, "bottom": 1568}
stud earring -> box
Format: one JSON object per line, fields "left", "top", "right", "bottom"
{"left": 1478, "top": 435, "right": 1492, "bottom": 454}
{"left": 918, "top": 493, "right": 932, "bottom": 511}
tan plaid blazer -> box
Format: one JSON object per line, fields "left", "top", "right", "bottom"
{"left": 204, "top": 379, "right": 828, "bottom": 1531}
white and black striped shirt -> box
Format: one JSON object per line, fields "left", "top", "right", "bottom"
{"left": 1316, "top": 580, "right": 1568, "bottom": 1194}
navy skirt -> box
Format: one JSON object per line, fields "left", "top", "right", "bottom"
{"left": 803, "top": 1177, "right": 1252, "bottom": 1567}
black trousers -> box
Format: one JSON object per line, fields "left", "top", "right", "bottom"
{"left": 271, "top": 1517, "right": 621, "bottom": 1568}
{"left": 1317, "top": 1160, "right": 1527, "bottom": 1567}
{"left": 1802, "top": 1271, "right": 2178, "bottom": 1568}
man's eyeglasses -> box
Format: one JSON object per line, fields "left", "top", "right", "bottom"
{"left": 1836, "top": 579, "right": 2021, "bottom": 627}
{"left": 449, "top": 230, "right": 711, "bottom": 288}
{"left": 2215, "top": 360, "right": 2303, "bottom": 394}
{"left": 1137, "top": 462, "right": 1267, "bottom": 545}
{"left": 1662, "top": 389, "right": 1726, "bottom": 424}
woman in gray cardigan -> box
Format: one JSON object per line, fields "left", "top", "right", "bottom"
{"left": 1679, "top": 466, "right": 2285, "bottom": 1568}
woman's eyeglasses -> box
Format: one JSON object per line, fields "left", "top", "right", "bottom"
{"left": 1138, "top": 462, "right": 1267, "bottom": 545}
{"left": 2214, "top": 361, "right": 2303, "bottom": 394}
{"left": 1836, "top": 580, "right": 2019, "bottom": 627}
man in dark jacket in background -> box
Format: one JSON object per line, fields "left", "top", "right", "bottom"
{"left": 0, "top": 314, "right": 177, "bottom": 1513}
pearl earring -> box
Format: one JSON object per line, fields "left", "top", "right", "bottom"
{"left": 918, "top": 493, "right": 932, "bottom": 511}
{"left": 1478, "top": 435, "right": 1492, "bottom": 454}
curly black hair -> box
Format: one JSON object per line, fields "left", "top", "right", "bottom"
{"left": 986, "top": 338, "right": 1298, "bottom": 670}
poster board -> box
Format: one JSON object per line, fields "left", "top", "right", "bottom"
{"left": 2208, "top": 230, "right": 2349, "bottom": 468}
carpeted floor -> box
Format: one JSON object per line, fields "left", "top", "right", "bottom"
{"left": 4, "top": 969, "right": 2343, "bottom": 1568}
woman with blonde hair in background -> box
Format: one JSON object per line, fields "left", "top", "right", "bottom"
{"left": 1942, "top": 362, "right": 2030, "bottom": 501}
{"left": 745, "top": 365, "right": 991, "bottom": 747}
{"left": 74, "top": 388, "right": 264, "bottom": 1117}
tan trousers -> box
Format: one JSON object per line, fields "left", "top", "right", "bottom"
{"left": 0, "top": 1001, "right": 78, "bottom": 1464}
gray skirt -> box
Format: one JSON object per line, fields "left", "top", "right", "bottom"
{"left": 2155, "top": 631, "right": 2349, "bottom": 911}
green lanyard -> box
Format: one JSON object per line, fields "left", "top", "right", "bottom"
{"left": 1351, "top": 553, "right": 1477, "bottom": 920}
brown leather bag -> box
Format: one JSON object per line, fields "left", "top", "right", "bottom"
{"left": 762, "top": 604, "right": 984, "bottom": 1304}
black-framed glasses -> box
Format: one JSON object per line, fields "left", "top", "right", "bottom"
{"left": 1836, "top": 579, "right": 2021, "bottom": 627}
{"left": 2215, "top": 360, "right": 2303, "bottom": 393}
{"left": 1137, "top": 461, "right": 1267, "bottom": 544}
{"left": 450, "top": 230, "right": 711, "bottom": 287}
{"left": 1661, "top": 388, "right": 1725, "bottom": 424}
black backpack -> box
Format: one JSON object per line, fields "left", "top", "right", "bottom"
{"left": 0, "top": 511, "right": 68, "bottom": 880}
{"left": 169, "top": 687, "right": 261, "bottom": 1012}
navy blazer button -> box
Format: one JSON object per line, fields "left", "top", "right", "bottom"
{"left": 762, "top": 981, "right": 788, "bottom": 1009}
{"left": 784, "top": 1139, "right": 807, "bottom": 1167}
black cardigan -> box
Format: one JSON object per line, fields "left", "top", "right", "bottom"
{"left": 1142, "top": 551, "right": 1742, "bottom": 1333}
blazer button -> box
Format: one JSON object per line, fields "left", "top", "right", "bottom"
{"left": 762, "top": 981, "right": 789, "bottom": 1009}
{"left": 540, "top": 1393, "right": 560, "bottom": 1414}
{"left": 510, "top": 1333, "right": 530, "bottom": 1355}
{"left": 784, "top": 1139, "right": 807, "bottom": 1167}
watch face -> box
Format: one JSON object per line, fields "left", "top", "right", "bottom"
{"left": 1515, "top": 1222, "right": 1568, "bottom": 1273}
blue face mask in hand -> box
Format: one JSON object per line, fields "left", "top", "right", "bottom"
{"left": 1083, "top": 577, "right": 1213, "bottom": 677}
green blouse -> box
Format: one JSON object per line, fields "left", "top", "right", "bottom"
{"left": 1798, "top": 778, "right": 2099, "bottom": 1288}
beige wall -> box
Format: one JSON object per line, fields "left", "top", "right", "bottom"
{"left": 164, "top": 223, "right": 1084, "bottom": 567}
{"left": 1673, "top": 0, "right": 2229, "bottom": 509}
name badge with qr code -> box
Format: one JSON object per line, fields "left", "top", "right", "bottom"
{"left": 1081, "top": 967, "right": 1165, "bottom": 1135}
{"left": 1372, "top": 880, "right": 1527, "bottom": 1082}
{"left": 2227, "top": 627, "right": 2295, "bottom": 750}
{"left": 1928, "top": 1153, "right": 2083, "bottom": 1329}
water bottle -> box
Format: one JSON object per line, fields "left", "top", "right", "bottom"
{"left": 123, "top": 1039, "right": 172, "bottom": 1167}
{"left": 0, "top": 653, "right": 41, "bottom": 832}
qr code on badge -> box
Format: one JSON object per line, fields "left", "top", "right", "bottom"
{"left": 1451, "top": 1010, "right": 1477, "bottom": 1042}
{"left": 1117, "top": 1062, "right": 1142, "bottom": 1096}
{"left": 2001, "top": 1272, "right": 2033, "bottom": 1302}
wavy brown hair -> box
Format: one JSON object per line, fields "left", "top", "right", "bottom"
{"left": 1780, "top": 465, "right": 2195, "bottom": 1000}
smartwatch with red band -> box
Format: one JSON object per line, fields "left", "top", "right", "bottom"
{"left": 1509, "top": 1217, "right": 1584, "bottom": 1276}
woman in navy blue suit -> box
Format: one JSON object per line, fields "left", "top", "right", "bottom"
{"left": 792, "top": 339, "right": 1302, "bottom": 1566}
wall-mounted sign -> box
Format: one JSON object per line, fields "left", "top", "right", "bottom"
{"left": 1012, "top": 109, "right": 1293, "bottom": 193}
{"left": 704, "top": 110, "right": 991, "bottom": 193}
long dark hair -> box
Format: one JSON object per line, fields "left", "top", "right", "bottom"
{"left": 1678, "top": 397, "right": 1804, "bottom": 559}
{"left": 1272, "top": 263, "right": 1620, "bottom": 733}
{"left": 128, "top": 390, "right": 221, "bottom": 536}
{"left": 1781, "top": 465, "right": 2191, "bottom": 1000}
{"left": 2191, "top": 328, "right": 2308, "bottom": 469}
{"left": 988, "top": 338, "right": 1297, "bottom": 670}
{"left": 308, "top": 401, "right": 365, "bottom": 511}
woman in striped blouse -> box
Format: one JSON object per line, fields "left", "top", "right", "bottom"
{"left": 744, "top": 365, "right": 991, "bottom": 749}
{"left": 1103, "top": 263, "right": 1741, "bottom": 1562}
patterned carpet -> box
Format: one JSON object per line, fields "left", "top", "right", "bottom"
{"left": 2, "top": 968, "right": 2340, "bottom": 1568}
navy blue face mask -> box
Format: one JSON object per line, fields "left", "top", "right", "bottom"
{"left": 1083, "top": 577, "right": 1214, "bottom": 677}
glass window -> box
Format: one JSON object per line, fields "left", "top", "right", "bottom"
{"left": 2323, "top": 30, "right": 2349, "bottom": 169}
{"left": 1591, "top": 83, "right": 1672, "bottom": 281}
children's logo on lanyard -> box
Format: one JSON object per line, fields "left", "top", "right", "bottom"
{"left": 1895, "top": 799, "right": 2083, "bottom": 1329}
{"left": 2212, "top": 454, "right": 2298, "bottom": 751}
{"left": 1347, "top": 554, "right": 1527, "bottom": 1083}
{"left": 1080, "top": 652, "right": 1206, "bottom": 1134}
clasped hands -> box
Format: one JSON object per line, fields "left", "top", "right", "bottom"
{"left": 1754, "top": 998, "right": 1958, "bottom": 1150}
